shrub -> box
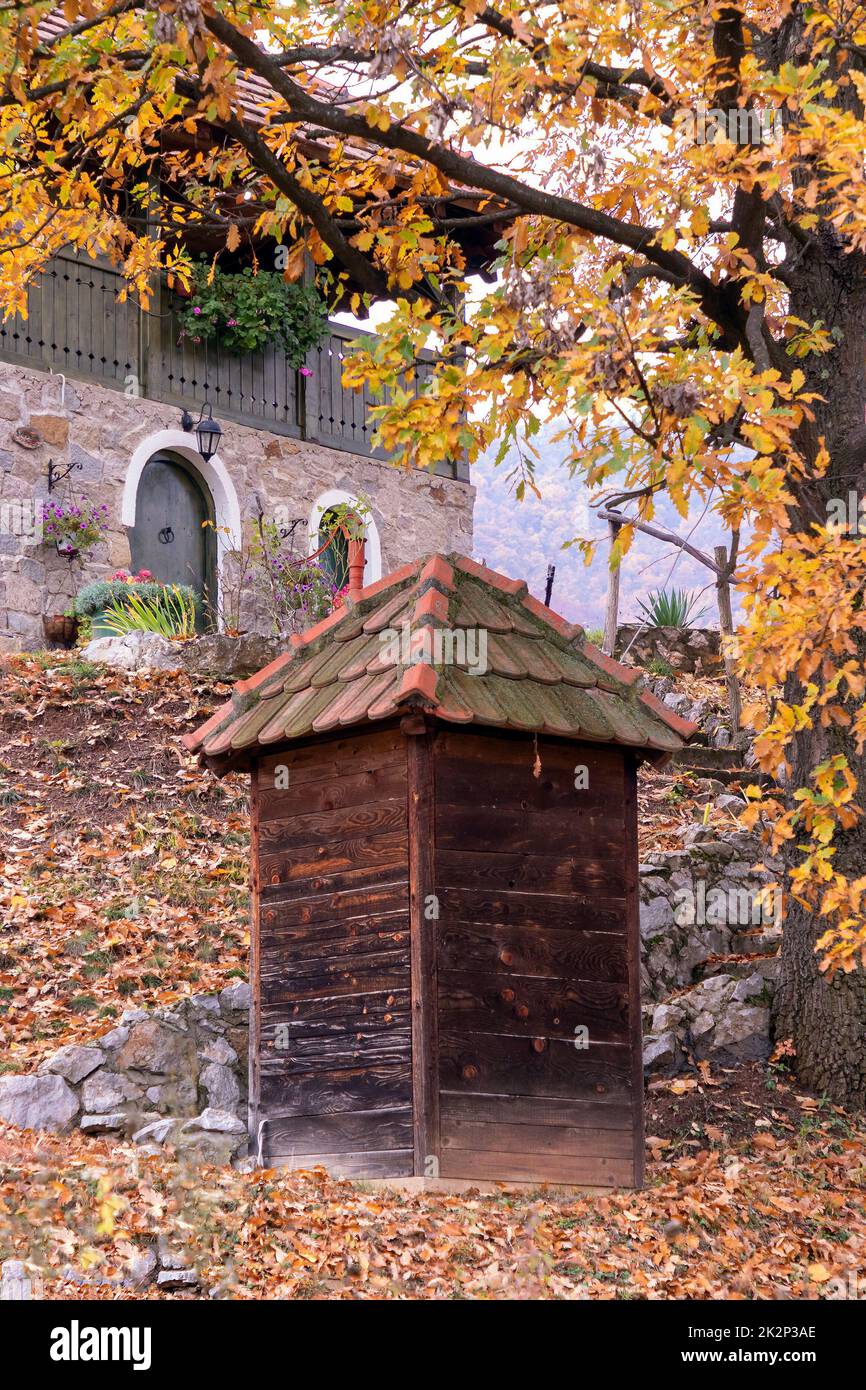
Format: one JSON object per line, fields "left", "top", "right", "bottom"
{"left": 75, "top": 578, "right": 197, "bottom": 618}
{"left": 635, "top": 587, "right": 708, "bottom": 629}
{"left": 102, "top": 584, "right": 198, "bottom": 639}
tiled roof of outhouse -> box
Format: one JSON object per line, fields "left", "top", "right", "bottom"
{"left": 184, "top": 554, "right": 699, "bottom": 768}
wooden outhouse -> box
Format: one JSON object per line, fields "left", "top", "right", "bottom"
{"left": 185, "top": 553, "right": 696, "bottom": 1189}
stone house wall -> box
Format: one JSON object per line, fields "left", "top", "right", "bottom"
{"left": 0, "top": 361, "right": 474, "bottom": 650}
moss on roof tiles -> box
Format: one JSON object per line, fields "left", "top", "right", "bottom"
{"left": 187, "top": 551, "right": 699, "bottom": 768}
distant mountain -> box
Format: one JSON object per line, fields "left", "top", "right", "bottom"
{"left": 471, "top": 432, "right": 743, "bottom": 631}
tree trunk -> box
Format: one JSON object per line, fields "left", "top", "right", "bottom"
{"left": 772, "top": 253, "right": 866, "bottom": 1107}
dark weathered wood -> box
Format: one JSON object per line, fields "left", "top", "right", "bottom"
{"left": 258, "top": 827, "right": 408, "bottom": 885}
{"left": 438, "top": 969, "right": 629, "bottom": 1043}
{"left": 439, "top": 1148, "right": 634, "bottom": 1186}
{"left": 257, "top": 728, "right": 404, "bottom": 791}
{"left": 435, "top": 803, "right": 622, "bottom": 857}
{"left": 438, "top": 920, "right": 628, "bottom": 983}
{"left": 258, "top": 800, "right": 406, "bottom": 853}
{"left": 436, "top": 849, "right": 622, "bottom": 896}
{"left": 248, "top": 772, "right": 262, "bottom": 1145}
{"left": 270, "top": 1149, "right": 415, "bottom": 1178}
{"left": 438, "top": 1030, "right": 632, "bottom": 1103}
{"left": 261, "top": 1024, "right": 412, "bottom": 1071}
{"left": 260, "top": 913, "right": 410, "bottom": 967}
{"left": 259, "top": 859, "right": 408, "bottom": 900}
{"left": 257, "top": 761, "right": 406, "bottom": 822}
{"left": 435, "top": 886, "right": 626, "bottom": 935}
{"left": 262, "top": 988, "right": 410, "bottom": 1037}
{"left": 259, "top": 1062, "right": 411, "bottom": 1115}
{"left": 440, "top": 1118, "right": 634, "bottom": 1160}
{"left": 260, "top": 948, "right": 411, "bottom": 1004}
{"left": 623, "top": 755, "right": 646, "bottom": 1189}
{"left": 264, "top": 1107, "right": 412, "bottom": 1155}
{"left": 440, "top": 1091, "right": 634, "bottom": 1130}
{"left": 260, "top": 871, "right": 407, "bottom": 917}
{"left": 408, "top": 728, "right": 439, "bottom": 1178}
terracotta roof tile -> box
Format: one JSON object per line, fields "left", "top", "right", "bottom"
{"left": 188, "top": 552, "right": 699, "bottom": 767}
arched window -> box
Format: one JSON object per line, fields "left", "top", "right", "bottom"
{"left": 318, "top": 507, "right": 351, "bottom": 591}
{"left": 307, "top": 489, "right": 382, "bottom": 585}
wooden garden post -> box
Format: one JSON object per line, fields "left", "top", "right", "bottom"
{"left": 603, "top": 519, "right": 621, "bottom": 656}
{"left": 714, "top": 543, "right": 741, "bottom": 735}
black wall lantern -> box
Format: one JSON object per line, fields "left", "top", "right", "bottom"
{"left": 181, "top": 403, "right": 223, "bottom": 462}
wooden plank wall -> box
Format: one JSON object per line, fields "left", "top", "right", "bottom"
{"left": 433, "top": 730, "right": 641, "bottom": 1187}
{"left": 254, "top": 728, "right": 413, "bottom": 1176}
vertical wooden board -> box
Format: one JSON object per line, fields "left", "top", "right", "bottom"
{"left": 407, "top": 728, "right": 438, "bottom": 1178}
{"left": 249, "top": 771, "right": 262, "bottom": 1146}
{"left": 255, "top": 730, "right": 412, "bottom": 1176}
{"left": 623, "top": 753, "right": 645, "bottom": 1189}
{"left": 432, "top": 729, "right": 639, "bottom": 1190}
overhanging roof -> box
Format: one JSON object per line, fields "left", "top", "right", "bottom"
{"left": 184, "top": 553, "right": 699, "bottom": 772}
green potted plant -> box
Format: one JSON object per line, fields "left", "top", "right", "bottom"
{"left": 42, "top": 607, "right": 79, "bottom": 648}
{"left": 176, "top": 260, "right": 328, "bottom": 365}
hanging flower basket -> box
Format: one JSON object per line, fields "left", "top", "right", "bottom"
{"left": 42, "top": 500, "right": 109, "bottom": 560}
{"left": 176, "top": 260, "right": 328, "bottom": 364}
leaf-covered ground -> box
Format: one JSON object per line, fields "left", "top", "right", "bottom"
{"left": 1, "top": 654, "right": 864, "bottom": 1299}
{"left": 0, "top": 654, "right": 249, "bottom": 1067}
{"left": 1, "top": 1082, "right": 864, "bottom": 1299}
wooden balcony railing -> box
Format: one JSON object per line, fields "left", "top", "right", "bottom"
{"left": 0, "top": 253, "right": 468, "bottom": 482}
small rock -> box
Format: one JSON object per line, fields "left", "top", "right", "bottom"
{"left": 158, "top": 1235, "right": 190, "bottom": 1269}
{"left": 716, "top": 793, "right": 746, "bottom": 813}
{"left": 190, "top": 993, "right": 220, "bottom": 1015}
{"left": 81, "top": 1071, "right": 140, "bottom": 1114}
{"left": 117, "top": 1019, "right": 196, "bottom": 1075}
{"left": 640, "top": 896, "right": 675, "bottom": 940}
{"left": 219, "top": 982, "right": 250, "bottom": 1014}
{"left": 125, "top": 1248, "right": 158, "bottom": 1288}
{"left": 0, "top": 1074, "right": 79, "bottom": 1132}
{"left": 200, "top": 1062, "right": 241, "bottom": 1112}
{"left": 156, "top": 1269, "right": 199, "bottom": 1290}
{"left": 39, "top": 1044, "right": 103, "bottom": 1085}
{"left": 199, "top": 1037, "right": 237, "bottom": 1065}
{"left": 643, "top": 1030, "right": 681, "bottom": 1072}
{"left": 98, "top": 1025, "right": 130, "bottom": 1050}
{"left": 132, "top": 1118, "right": 176, "bottom": 1145}
{"left": 183, "top": 1108, "right": 246, "bottom": 1134}
{"left": 79, "top": 1112, "right": 125, "bottom": 1134}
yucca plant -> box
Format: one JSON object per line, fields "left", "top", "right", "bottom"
{"left": 635, "top": 587, "right": 708, "bottom": 629}
{"left": 102, "top": 584, "right": 198, "bottom": 639}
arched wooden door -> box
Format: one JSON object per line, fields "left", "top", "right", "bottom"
{"left": 129, "top": 452, "right": 215, "bottom": 625}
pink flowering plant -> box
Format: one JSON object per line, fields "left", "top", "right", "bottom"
{"left": 41, "top": 500, "right": 108, "bottom": 557}
{"left": 176, "top": 260, "right": 327, "bottom": 364}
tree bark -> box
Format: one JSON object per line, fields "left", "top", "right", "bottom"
{"left": 772, "top": 250, "right": 866, "bottom": 1107}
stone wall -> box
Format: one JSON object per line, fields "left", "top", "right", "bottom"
{"left": 0, "top": 983, "right": 251, "bottom": 1167}
{"left": 0, "top": 362, "right": 474, "bottom": 650}
{"left": 639, "top": 818, "right": 782, "bottom": 1072}
{"left": 616, "top": 624, "right": 722, "bottom": 675}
